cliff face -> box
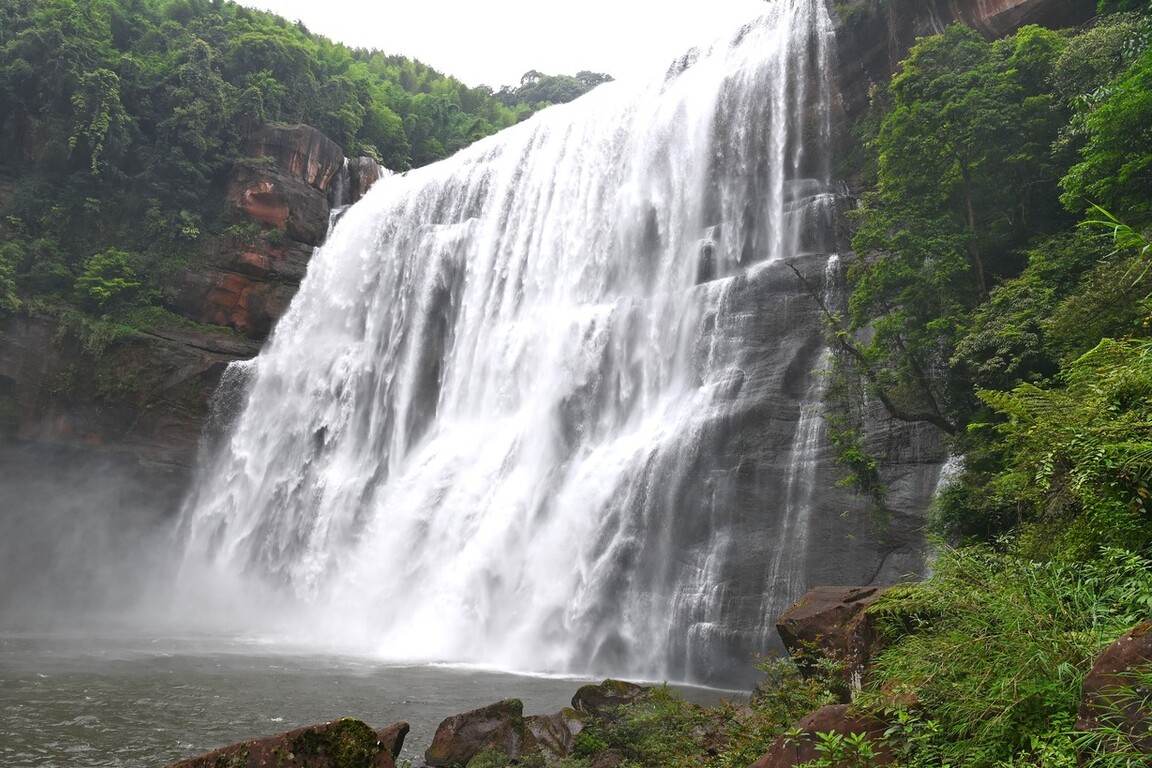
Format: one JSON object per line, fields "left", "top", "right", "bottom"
{"left": 0, "top": 123, "right": 383, "bottom": 476}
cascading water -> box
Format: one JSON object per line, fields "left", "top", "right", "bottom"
{"left": 175, "top": 0, "right": 925, "bottom": 688}
{"left": 760, "top": 253, "right": 841, "bottom": 624}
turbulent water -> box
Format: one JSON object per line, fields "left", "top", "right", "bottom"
{"left": 177, "top": 0, "right": 866, "bottom": 687}
{"left": 0, "top": 634, "right": 610, "bottom": 768}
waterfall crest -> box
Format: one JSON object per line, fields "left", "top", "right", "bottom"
{"left": 177, "top": 0, "right": 863, "bottom": 686}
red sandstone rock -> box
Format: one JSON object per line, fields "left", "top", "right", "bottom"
{"left": 227, "top": 161, "right": 331, "bottom": 246}
{"left": 749, "top": 704, "right": 891, "bottom": 768}
{"left": 247, "top": 123, "right": 345, "bottom": 191}
{"left": 776, "top": 586, "right": 886, "bottom": 702}
{"left": 1076, "top": 621, "right": 1152, "bottom": 762}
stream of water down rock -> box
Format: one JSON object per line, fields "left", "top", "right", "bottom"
{"left": 174, "top": 0, "right": 941, "bottom": 690}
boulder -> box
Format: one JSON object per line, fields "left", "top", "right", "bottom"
{"left": 776, "top": 586, "right": 886, "bottom": 702}
{"left": 164, "top": 717, "right": 395, "bottom": 768}
{"left": 1075, "top": 620, "right": 1152, "bottom": 762}
{"left": 570, "top": 679, "right": 648, "bottom": 717}
{"left": 425, "top": 699, "right": 535, "bottom": 768}
{"left": 376, "top": 722, "right": 409, "bottom": 759}
{"left": 526, "top": 708, "right": 586, "bottom": 760}
{"left": 749, "top": 704, "right": 891, "bottom": 768}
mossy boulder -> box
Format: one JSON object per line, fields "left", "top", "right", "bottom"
{"left": 164, "top": 717, "right": 393, "bottom": 768}
{"left": 570, "top": 679, "right": 647, "bottom": 718}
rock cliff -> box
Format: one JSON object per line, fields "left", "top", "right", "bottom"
{"left": 0, "top": 123, "right": 383, "bottom": 476}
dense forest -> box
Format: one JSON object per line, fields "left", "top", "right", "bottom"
{"left": 0, "top": 0, "right": 607, "bottom": 330}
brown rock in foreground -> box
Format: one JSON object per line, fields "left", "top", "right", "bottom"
{"left": 425, "top": 699, "right": 534, "bottom": 768}
{"left": 526, "top": 708, "right": 586, "bottom": 760}
{"left": 570, "top": 678, "right": 648, "bottom": 717}
{"left": 164, "top": 717, "right": 394, "bottom": 768}
{"left": 749, "top": 704, "right": 891, "bottom": 768}
{"left": 1075, "top": 620, "right": 1152, "bottom": 762}
{"left": 776, "top": 586, "right": 885, "bottom": 701}
{"left": 375, "top": 721, "right": 409, "bottom": 759}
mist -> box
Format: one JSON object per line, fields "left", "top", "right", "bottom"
{"left": 0, "top": 443, "right": 183, "bottom": 630}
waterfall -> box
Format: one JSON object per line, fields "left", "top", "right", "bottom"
{"left": 760, "top": 253, "right": 841, "bottom": 624}
{"left": 177, "top": 0, "right": 862, "bottom": 687}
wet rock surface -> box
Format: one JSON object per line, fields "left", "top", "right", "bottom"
{"left": 376, "top": 722, "right": 410, "bottom": 759}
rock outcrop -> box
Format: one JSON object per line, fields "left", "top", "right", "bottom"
{"left": 348, "top": 156, "right": 386, "bottom": 204}
{"left": 571, "top": 679, "right": 648, "bottom": 717}
{"left": 164, "top": 717, "right": 395, "bottom": 768}
{"left": 750, "top": 704, "right": 892, "bottom": 768}
{"left": 1076, "top": 620, "right": 1152, "bottom": 762}
{"left": 0, "top": 313, "right": 259, "bottom": 470}
{"left": 776, "top": 585, "right": 887, "bottom": 702}
{"left": 424, "top": 699, "right": 534, "bottom": 768}
{"left": 421, "top": 682, "right": 643, "bottom": 768}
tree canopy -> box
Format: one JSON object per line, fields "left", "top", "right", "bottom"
{"left": 0, "top": 0, "right": 610, "bottom": 326}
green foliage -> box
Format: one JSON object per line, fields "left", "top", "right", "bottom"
{"left": 494, "top": 70, "right": 612, "bottom": 114}
{"left": 73, "top": 248, "right": 148, "bottom": 311}
{"left": 1060, "top": 26, "right": 1152, "bottom": 221}
{"left": 976, "top": 338, "right": 1152, "bottom": 553}
{"left": 583, "top": 685, "right": 707, "bottom": 768}
{"left": 846, "top": 24, "right": 1071, "bottom": 436}
{"left": 0, "top": 243, "right": 22, "bottom": 316}
{"left": 465, "top": 746, "right": 545, "bottom": 768}
{"left": 860, "top": 545, "right": 1152, "bottom": 767}
{"left": 289, "top": 717, "right": 379, "bottom": 768}
{"left": 807, "top": 730, "right": 881, "bottom": 768}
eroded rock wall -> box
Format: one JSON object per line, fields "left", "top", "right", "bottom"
{"left": 0, "top": 123, "right": 385, "bottom": 473}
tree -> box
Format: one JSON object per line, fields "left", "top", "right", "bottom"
{"left": 1060, "top": 43, "right": 1152, "bottom": 222}
{"left": 73, "top": 248, "right": 145, "bottom": 311}
{"left": 845, "top": 24, "right": 1070, "bottom": 434}
{"left": 69, "top": 68, "right": 132, "bottom": 174}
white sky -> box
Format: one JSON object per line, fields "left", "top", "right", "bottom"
{"left": 241, "top": 1, "right": 770, "bottom": 89}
